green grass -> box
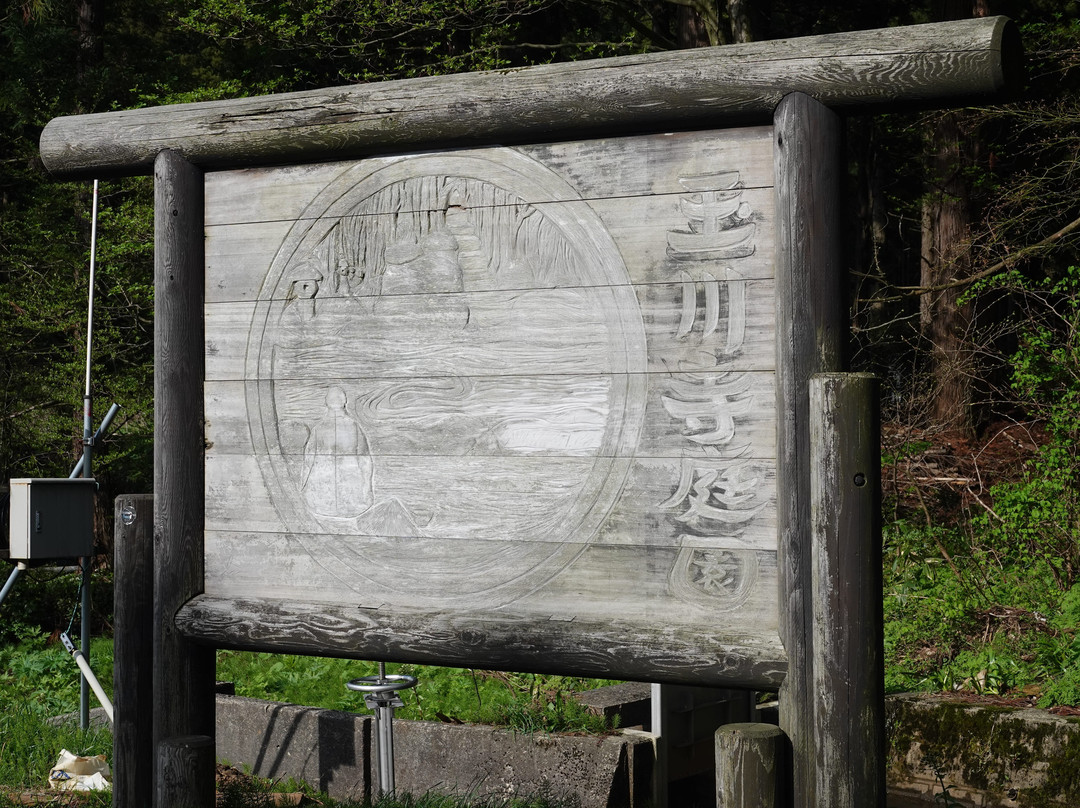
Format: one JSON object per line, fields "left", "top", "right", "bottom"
{"left": 216, "top": 650, "right": 619, "bottom": 733}
{"left": 0, "top": 633, "right": 605, "bottom": 806}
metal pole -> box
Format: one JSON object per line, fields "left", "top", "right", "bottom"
{"left": 347, "top": 666, "right": 417, "bottom": 796}
{"left": 80, "top": 178, "right": 100, "bottom": 732}
{"left": 0, "top": 562, "right": 26, "bottom": 608}
{"left": 70, "top": 403, "right": 119, "bottom": 480}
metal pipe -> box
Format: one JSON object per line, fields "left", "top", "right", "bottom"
{"left": 80, "top": 560, "right": 91, "bottom": 730}
{"left": 0, "top": 562, "right": 27, "bottom": 609}
{"left": 69, "top": 403, "right": 119, "bottom": 479}
{"left": 78, "top": 178, "right": 100, "bottom": 732}
{"left": 347, "top": 666, "right": 417, "bottom": 796}
{"left": 61, "top": 632, "right": 113, "bottom": 724}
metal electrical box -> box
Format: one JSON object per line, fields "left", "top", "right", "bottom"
{"left": 7, "top": 478, "right": 95, "bottom": 560}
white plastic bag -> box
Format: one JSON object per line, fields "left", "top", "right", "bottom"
{"left": 48, "top": 748, "right": 112, "bottom": 791}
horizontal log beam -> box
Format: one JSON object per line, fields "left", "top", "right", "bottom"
{"left": 41, "top": 17, "right": 1019, "bottom": 179}
{"left": 175, "top": 594, "right": 788, "bottom": 689}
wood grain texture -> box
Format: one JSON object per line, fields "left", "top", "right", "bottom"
{"left": 153, "top": 151, "right": 215, "bottom": 787}
{"left": 202, "top": 532, "right": 780, "bottom": 624}
{"left": 773, "top": 93, "right": 845, "bottom": 808}
{"left": 194, "top": 129, "right": 783, "bottom": 677}
{"left": 810, "top": 373, "right": 884, "bottom": 808}
{"left": 40, "top": 17, "right": 1019, "bottom": 178}
{"left": 157, "top": 735, "right": 214, "bottom": 808}
{"left": 715, "top": 723, "right": 789, "bottom": 808}
{"left": 201, "top": 136, "right": 777, "bottom": 305}
{"left": 204, "top": 372, "right": 778, "bottom": 459}
{"left": 113, "top": 494, "right": 153, "bottom": 808}
{"left": 175, "top": 594, "right": 788, "bottom": 689}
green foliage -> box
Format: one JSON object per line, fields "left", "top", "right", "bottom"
{"left": 217, "top": 650, "right": 615, "bottom": 733}
{"left": 884, "top": 268, "right": 1080, "bottom": 705}
{"left": 0, "top": 635, "right": 112, "bottom": 798}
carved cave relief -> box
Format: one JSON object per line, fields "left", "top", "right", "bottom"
{"left": 241, "top": 146, "right": 769, "bottom": 610}
{"left": 660, "top": 153, "right": 768, "bottom": 610}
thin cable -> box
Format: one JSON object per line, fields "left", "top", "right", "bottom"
{"left": 66, "top": 584, "right": 81, "bottom": 637}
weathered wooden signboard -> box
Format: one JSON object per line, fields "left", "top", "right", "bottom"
{"left": 39, "top": 14, "right": 1019, "bottom": 808}
{"left": 197, "top": 127, "right": 785, "bottom": 684}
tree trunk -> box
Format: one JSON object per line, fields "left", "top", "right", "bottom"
{"left": 76, "top": 0, "right": 104, "bottom": 85}
{"left": 918, "top": 0, "right": 991, "bottom": 434}
{"left": 673, "top": 1, "right": 718, "bottom": 47}
{"left": 920, "top": 109, "right": 975, "bottom": 433}
{"left": 728, "top": 0, "right": 760, "bottom": 43}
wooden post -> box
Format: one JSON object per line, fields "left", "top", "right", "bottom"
{"left": 39, "top": 17, "right": 1019, "bottom": 179}
{"left": 715, "top": 723, "right": 788, "bottom": 808}
{"left": 154, "top": 149, "right": 215, "bottom": 808}
{"left": 810, "top": 373, "right": 885, "bottom": 807}
{"left": 157, "top": 735, "right": 215, "bottom": 808}
{"left": 113, "top": 494, "right": 154, "bottom": 808}
{"left": 773, "top": 92, "right": 845, "bottom": 808}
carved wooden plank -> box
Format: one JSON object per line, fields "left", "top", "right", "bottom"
{"left": 202, "top": 532, "right": 779, "bottom": 624}
{"left": 204, "top": 372, "right": 778, "bottom": 459}
{"left": 810, "top": 373, "right": 884, "bottom": 808}
{"left": 205, "top": 195, "right": 777, "bottom": 302}
{"left": 174, "top": 594, "right": 788, "bottom": 689}
{"left": 40, "top": 17, "right": 1019, "bottom": 178}
{"left": 773, "top": 94, "right": 846, "bottom": 808}
{"left": 203, "top": 129, "right": 776, "bottom": 228}
{"left": 153, "top": 151, "right": 215, "bottom": 807}
{"left": 204, "top": 283, "right": 778, "bottom": 379}
{"left": 203, "top": 454, "right": 778, "bottom": 547}
{"left": 202, "top": 141, "right": 777, "bottom": 305}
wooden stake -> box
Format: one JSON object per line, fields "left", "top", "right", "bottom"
{"left": 157, "top": 735, "right": 215, "bottom": 808}
{"left": 715, "top": 723, "right": 789, "bottom": 808}
{"left": 113, "top": 494, "right": 154, "bottom": 808}
{"left": 810, "top": 373, "right": 885, "bottom": 807}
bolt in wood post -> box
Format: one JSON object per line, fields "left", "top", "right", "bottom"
{"left": 809, "top": 373, "right": 885, "bottom": 808}
{"left": 113, "top": 494, "right": 154, "bottom": 808}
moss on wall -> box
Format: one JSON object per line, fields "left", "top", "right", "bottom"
{"left": 886, "top": 696, "right": 1080, "bottom": 808}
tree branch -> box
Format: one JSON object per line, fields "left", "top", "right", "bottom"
{"left": 863, "top": 211, "right": 1080, "bottom": 304}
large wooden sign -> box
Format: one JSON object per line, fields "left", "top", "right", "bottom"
{"left": 39, "top": 16, "right": 1019, "bottom": 808}
{"left": 197, "top": 127, "right": 785, "bottom": 685}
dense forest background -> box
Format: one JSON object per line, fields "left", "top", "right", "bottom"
{"left": 2, "top": 0, "right": 1080, "bottom": 701}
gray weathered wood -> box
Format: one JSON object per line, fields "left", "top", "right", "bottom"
{"left": 715, "top": 723, "right": 789, "bottom": 808}
{"left": 204, "top": 285, "right": 779, "bottom": 379}
{"left": 154, "top": 150, "right": 215, "bottom": 808}
{"left": 40, "top": 17, "right": 1018, "bottom": 178}
{"left": 174, "top": 594, "right": 787, "bottom": 689}
{"left": 113, "top": 494, "right": 154, "bottom": 808}
{"left": 157, "top": 735, "right": 215, "bottom": 808}
{"left": 194, "top": 126, "right": 784, "bottom": 678}
{"left": 204, "top": 373, "right": 779, "bottom": 459}
{"left": 201, "top": 134, "right": 777, "bottom": 306}
{"left": 773, "top": 93, "right": 845, "bottom": 808}
{"left": 810, "top": 373, "right": 884, "bottom": 808}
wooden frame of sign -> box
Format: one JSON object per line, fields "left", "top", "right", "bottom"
{"left": 41, "top": 16, "right": 1018, "bottom": 808}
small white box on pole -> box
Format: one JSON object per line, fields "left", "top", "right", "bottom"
{"left": 8, "top": 478, "right": 96, "bottom": 560}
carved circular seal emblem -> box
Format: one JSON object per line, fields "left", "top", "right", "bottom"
{"left": 247, "top": 151, "right": 647, "bottom": 607}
